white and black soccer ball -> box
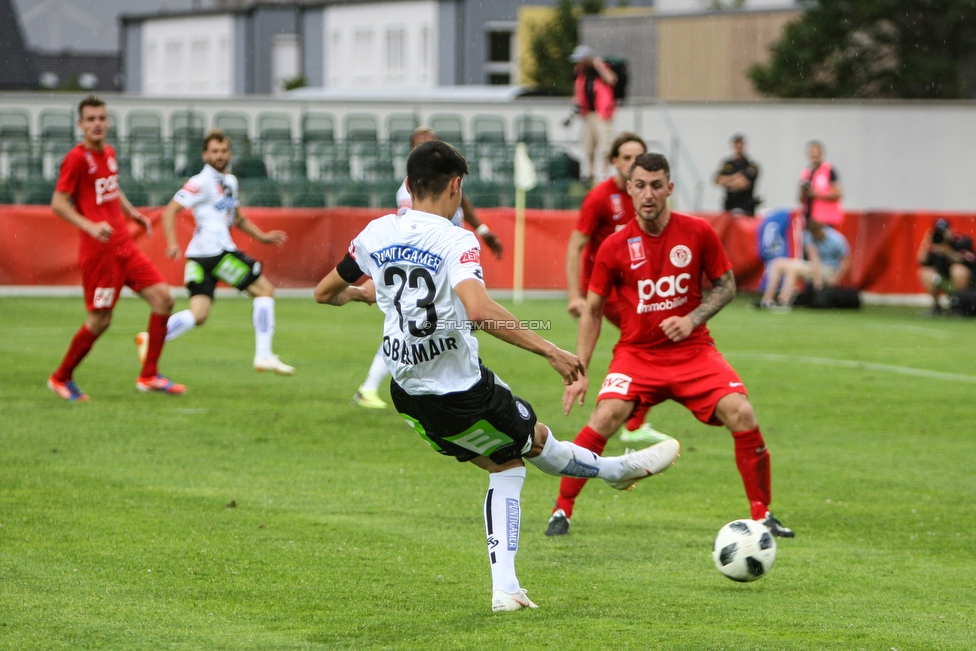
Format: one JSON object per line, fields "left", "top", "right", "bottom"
{"left": 712, "top": 519, "right": 776, "bottom": 582}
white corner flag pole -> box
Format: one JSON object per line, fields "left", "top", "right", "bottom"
{"left": 512, "top": 142, "right": 538, "bottom": 305}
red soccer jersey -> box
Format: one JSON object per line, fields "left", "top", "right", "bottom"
{"left": 589, "top": 212, "right": 733, "bottom": 351}
{"left": 56, "top": 143, "right": 133, "bottom": 258}
{"left": 575, "top": 176, "right": 635, "bottom": 288}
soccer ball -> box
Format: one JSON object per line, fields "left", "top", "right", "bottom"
{"left": 712, "top": 519, "right": 776, "bottom": 582}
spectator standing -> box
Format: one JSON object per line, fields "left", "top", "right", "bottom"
{"left": 570, "top": 45, "right": 617, "bottom": 182}
{"left": 713, "top": 134, "right": 760, "bottom": 216}
{"left": 917, "top": 218, "right": 976, "bottom": 316}
{"left": 799, "top": 141, "right": 843, "bottom": 226}
{"left": 760, "top": 219, "right": 852, "bottom": 308}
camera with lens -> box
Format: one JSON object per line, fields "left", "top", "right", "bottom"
{"left": 932, "top": 230, "right": 946, "bottom": 245}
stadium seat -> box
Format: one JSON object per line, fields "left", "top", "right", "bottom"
{"left": 39, "top": 110, "right": 74, "bottom": 142}
{"left": 514, "top": 115, "right": 548, "bottom": 144}
{"left": 127, "top": 112, "right": 163, "bottom": 143}
{"left": 171, "top": 111, "right": 206, "bottom": 143}
{"left": 285, "top": 180, "right": 328, "bottom": 207}
{"left": 239, "top": 178, "right": 282, "bottom": 207}
{"left": 119, "top": 179, "right": 150, "bottom": 206}
{"left": 373, "top": 179, "right": 402, "bottom": 208}
{"left": 334, "top": 180, "right": 371, "bottom": 207}
{"left": 0, "top": 180, "right": 14, "bottom": 204}
{"left": 344, "top": 114, "right": 378, "bottom": 143}
{"left": 302, "top": 113, "right": 335, "bottom": 144}
{"left": 429, "top": 114, "right": 465, "bottom": 147}
{"left": 473, "top": 116, "right": 506, "bottom": 144}
{"left": 0, "top": 110, "right": 30, "bottom": 145}
{"left": 232, "top": 157, "right": 268, "bottom": 179}
{"left": 22, "top": 179, "right": 55, "bottom": 204}
{"left": 463, "top": 179, "right": 503, "bottom": 208}
{"left": 214, "top": 112, "right": 250, "bottom": 152}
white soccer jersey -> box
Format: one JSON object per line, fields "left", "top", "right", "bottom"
{"left": 349, "top": 209, "right": 484, "bottom": 395}
{"left": 172, "top": 164, "right": 241, "bottom": 258}
{"left": 396, "top": 178, "right": 463, "bottom": 227}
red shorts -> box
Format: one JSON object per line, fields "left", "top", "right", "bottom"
{"left": 596, "top": 344, "right": 746, "bottom": 426}
{"left": 81, "top": 246, "right": 166, "bottom": 312}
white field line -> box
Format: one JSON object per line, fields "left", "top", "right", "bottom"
{"left": 730, "top": 352, "right": 976, "bottom": 384}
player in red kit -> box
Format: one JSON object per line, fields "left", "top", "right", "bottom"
{"left": 550, "top": 153, "right": 794, "bottom": 538}
{"left": 47, "top": 95, "right": 185, "bottom": 401}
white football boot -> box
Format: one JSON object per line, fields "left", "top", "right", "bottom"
{"left": 605, "top": 438, "right": 681, "bottom": 491}
{"left": 254, "top": 355, "right": 295, "bottom": 375}
{"left": 492, "top": 588, "right": 538, "bottom": 613}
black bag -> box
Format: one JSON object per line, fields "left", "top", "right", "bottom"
{"left": 810, "top": 287, "right": 861, "bottom": 309}
{"left": 950, "top": 289, "right": 976, "bottom": 316}
{"left": 603, "top": 56, "right": 629, "bottom": 101}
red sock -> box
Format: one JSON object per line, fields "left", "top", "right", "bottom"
{"left": 140, "top": 312, "right": 169, "bottom": 379}
{"left": 555, "top": 426, "right": 608, "bottom": 519}
{"left": 53, "top": 325, "right": 100, "bottom": 382}
{"left": 732, "top": 427, "right": 772, "bottom": 520}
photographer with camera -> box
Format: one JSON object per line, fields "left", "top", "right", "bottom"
{"left": 917, "top": 218, "right": 976, "bottom": 316}
{"left": 799, "top": 141, "right": 843, "bottom": 227}
{"left": 568, "top": 45, "right": 617, "bottom": 183}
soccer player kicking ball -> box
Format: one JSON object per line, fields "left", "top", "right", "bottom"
{"left": 153, "top": 129, "right": 294, "bottom": 375}
{"left": 551, "top": 153, "right": 794, "bottom": 539}
{"left": 48, "top": 95, "right": 184, "bottom": 401}
{"left": 352, "top": 126, "right": 503, "bottom": 409}
{"left": 315, "top": 141, "right": 680, "bottom": 612}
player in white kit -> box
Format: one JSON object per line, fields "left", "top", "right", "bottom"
{"left": 353, "top": 127, "right": 503, "bottom": 409}
{"left": 152, "top": 129, "right": 298, "bottom": 374}
{"left": 314, "top": 140, "right": 680, "bottom": 612}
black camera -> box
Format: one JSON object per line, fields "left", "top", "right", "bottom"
{"left": 932, "top": 230, "right": 945, "bottom": 245}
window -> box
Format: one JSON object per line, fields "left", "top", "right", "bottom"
{"left": 483, "top": 26, "right": 517, "bottom": 85}
{"left": 386, "top": 27, "right": 406, "bottom": 82}
{"left": 488, "top": 31, "right": 511, "bottom": 64}
{"left": 353, "top": 28, "right": 375, "bottom": 84}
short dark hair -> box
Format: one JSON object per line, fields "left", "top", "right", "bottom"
{"left": 608, "top": 132, "right": 646, "bottom": 161}
{"left": 731, "top": 133, "right": 745, "bottom": 144}
{"left": 203, "top": 128, "right": 231, "bottom": 151}
{"left": 631, "top": 152, "right": 671, "bottom": 179}
{"left": 406, "top": 141, "right": 468, "bottom": 201}
{"left": 77, "top": 94, "right": 106, "bottom": 118}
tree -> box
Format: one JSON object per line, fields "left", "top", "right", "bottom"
{"left": 749, "top": 0, "right": 976, "bottom": 99}
{"left": 525, "top": 0, "right": 604, "bottom": 95}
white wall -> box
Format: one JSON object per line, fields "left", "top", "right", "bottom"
{"left": 142, "top": 15, "right": 235, "bottom": 97}
{"left": 654, "top": 0, "right": 797, "bottom": 13}
{"left": 323, "top": 1, "right": 437, "bottom": 90}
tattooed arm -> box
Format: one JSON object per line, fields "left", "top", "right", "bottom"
{"left": 659, "top": 270, "right": 736, "bottom": 343}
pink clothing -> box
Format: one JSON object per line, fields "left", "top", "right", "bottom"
{"left": 575, "top": 72, "right": 616, "bottom": 121}
{"left": 800, "top": 161, "right": 843, "bottom": 226}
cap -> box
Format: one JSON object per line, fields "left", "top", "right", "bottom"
{"left": 569, "top": 45, "right": 595, "bottom": 62}
{"left": 934, "top": 218, "right": 950, "bottom": 233}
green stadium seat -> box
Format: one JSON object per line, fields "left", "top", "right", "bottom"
{"left": 171, "top": 111, "right": 206, "bottom": 143}
{"left": 0, "top": 181, "right": 14, "bottom": 204}
{"left": 387, "top": 113, "right": 418, "bottom": 144}
{"left": 302, "top": 113, "right": 335, "bottom": 144}
{"left": 214, "top": 112, "right": 250, "bottom": 152}
{"left": 0, "top": 110, "right": 30, "bottom": 145}
{"left": 334, "top": 180, "right": 371, "bottom": 207}
{"left": 463, "top": 180, "right": 502, "bottom": 208}
{"left": 429, "top": 114, "right": 464, "bottom": 147}
{"left": 344, "top": 114, "right": 378, "bottom": 143}
{"left": 22, "top": 179, "right": 55, "bottom": 204}
{"left": 120, "top": 179, "right": 150, "bottom": 206}
{"left": 290, "top": 190, "right": 327, "bottom": 208}
{"left": 473, "top": 115, "right": 506, "bottom": 143}
{"left": 39, "top": 110, "right": 74, "bottom": 142}
{"left": 127, "top": 111, "right": 163, "bottom": 143}
{"left": 373, "top": 179, "right": 402, "bottom": 208}
{"left": 232, "top": 157, "right": 268, "bottom": 179}
{"left": 239, "top": 179, "right": 282, "bottom": 207}
{"left": 514, "top": 115, "right": 548, "bottom": 144}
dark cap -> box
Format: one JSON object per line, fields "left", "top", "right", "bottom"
{"left": 934, "top": 218, "right": 950, "bottom": 233}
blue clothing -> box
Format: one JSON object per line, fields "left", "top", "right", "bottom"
{"left": 804, "top": 226, "right": 849, "bottom": 271}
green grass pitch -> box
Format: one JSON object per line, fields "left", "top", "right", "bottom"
{"left": 1, "top": 295, "right": 974, "bottom": 650}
